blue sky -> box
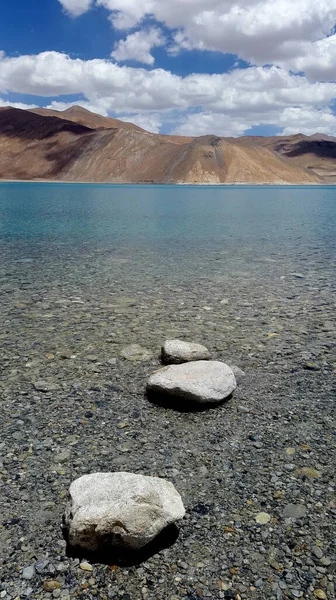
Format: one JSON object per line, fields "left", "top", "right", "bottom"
{"left": 1, "top": 0, "right": 336, "bottom": 136}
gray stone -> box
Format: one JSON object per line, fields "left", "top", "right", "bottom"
{"left": 312, "top": 546, "right": 323, "bottom": 559}
{"left": 161, "top": 340, "right": 210, "bottom": 364}
{"left": 33, "top": 380, "right": 59, "bottom": 392}
{"left": 147, "top": 360, "right": 236, "bottom": 404}
{"left": 22, "top": 565, "right": 35, "bottom": 580}
{"left": 120, "top": 344, "right": 153, "bottom": 362}
{"left": 64, "top": 472, "right": 185, "bottom": 551}
{"left": 54, "top": 450, "right": 71, "bottom": 463}
{"left": 283, "top": 504, "right": 307, "bottom": 519}
{"left": 227, "top": 364, "right": 246, "bottom": 382}
{"left": 107, "top": 358, "right": 117, "bottom": 365}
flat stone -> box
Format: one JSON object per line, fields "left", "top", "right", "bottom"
{"left": 298, "top": 468, "right": 321, "bottom": 479}
{"left": 283, "top": 504, "right": 307, "bottom": 519}
{"left": 54, "top": 450, "right": 71, "bottom": 463}
{"left": 79, "top": 561, "right": 93, "bottom": 572}
{"left": 120, "top": 344, "right": 153, "bottom": 362}
{"left": 161, "top": 340, "right": 210, "bottom": 364}
{"left": 227, "top": 364, "right": 246, "bottom": 383}
{"left": 255, "top": 512, "right": 271, "bottom": 524}
{"left": 147, "top": 360, "right": 236, "bottom": 405}
{"left": 33, "top": 380, "right": 59, "bottom": 393}
{"left": 312, "top": 546, "right": 323, "bottom": 559}
{"left": 107, "top": 358, "right": 117, "bottom": 365}
{"left": 22, "top": 565, "right": 35, "bottom": 580}
{"left": 64, "top": 472, "right": 185, "bottom": 551}
{"left": 42, "top": 581, "right": 61, "bottom": 592}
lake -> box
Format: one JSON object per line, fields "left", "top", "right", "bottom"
{"left": 1, "top": 180, "right": 335, "bottom": 391}
{"left": 1, "top": 182, "right": 335, "bottom": 598}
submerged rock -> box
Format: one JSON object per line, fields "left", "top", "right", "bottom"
{"left": 162, "top": 339, "right": 210, "bottom": 364}
{"left": 33, "top": 380, "right": 59, "bottom": 392}
{"left": 283, "top": 504, "right": 307, "bottom": 519}
{"left": 147, "top": 360, "right": 236, "bottom": 404}
{"left": 227, "top": 364, "right": 246, "bottom": 383}
{"left": 64, "top": 472, "right": 185, "bottom": 551}
{"left": 120, "top": 344, "right": 153, "bottom": 361}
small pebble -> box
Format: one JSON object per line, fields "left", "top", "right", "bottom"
{"left": 255, "top": 512, "right": 271, "bottom": 524}
{"left": 80, "top": 561, "right": 93, "bottom": 572}
{"left": 312, "top": 546, "right": 323, "bottom": 559}
{"left": 22, "top": 565, "right": 35, "bottom": 580}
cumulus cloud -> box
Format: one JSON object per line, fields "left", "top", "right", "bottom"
{"left": 95, "top": 0, "right": 336, "bottom": 71}
{"left": 279, "top": 34, "right": 336, "bottom": 82}
{"left": 175, "top": 107, "right": 336, "bottom": 138}
{"left": 279, "top": 107, "right": 336, "bottom": 136}
{"left": 58, "top": 0, "right": 93, "bottom": 17}
{"left": 59, "top": 1, "right": 336, "bottom": 81}
{"left": 111, "top": 28, "right": 165, "bottom": 65}
{"left": 118, "top": 112, "right": 162, "bottom": 133}
{"left": 0, "top": 98, "right": 37, "bottom": 110}
{"left": 1, "top": 50, "right": 336, "bottom": 136}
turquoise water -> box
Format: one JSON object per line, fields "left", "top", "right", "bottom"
{"left": 1, "top": 190, "right": 335, "bottom": 598}
{"left": 0, "top": 183, "right": 335, "bottom": 257}
{"left": 0, "top": 183, "right": 335, "bottom": 384}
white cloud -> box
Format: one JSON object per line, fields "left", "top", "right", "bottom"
{"left": 59, "top": 1, "right": 336, "bottom": 82}
{"left": 279, "top": 35, "right": 336, "bottom": 82}
{"left": 279, "top": 107, "right": 336, "bottom": 136}
{"left": 118, "top": 112, "right": 162, "bottom": 132}
{"left": 175, "top": 106, "right": 336, "bottom": 138}
{"left": 58, "top": 0, "right": 93, "bottom": 17}
{"left": 174, "top": 112, "right": 249, "bottom": 137}
{"left": 58, "top": 0, "right": 336, "bottom": 83}
{"left": 1, "top": 51, "right": 336, "bottom": 136}
{"left": 111, "top": 28, "right": 165, "bottom": 65}
{"left": 0, "top": 98, "right": 37, "bottom": 110}
{"left": 95, "top": 0, "right": 336, "bottom": 71}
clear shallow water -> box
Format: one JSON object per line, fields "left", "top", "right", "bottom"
{"left": 0, "top": 183, "right": 335, "bottom": 389}
{"left": 0, "top": 183, "right": 335, "bottom": 257}
{"left": 1, "top": 184, "right": 335, "bottom": 599}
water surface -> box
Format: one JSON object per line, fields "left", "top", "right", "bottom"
{"left": 0, "top": 183, "right": 335, "bottom": 387}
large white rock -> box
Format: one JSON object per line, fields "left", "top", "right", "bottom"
{"left": 147, "top": 360, "right": 236, "bottom": 404}
{"left": 64, "top": 472, "right": 185, "bottom": 551}
{"left": 162, "top": 339, "right": 210, "bottom": 364}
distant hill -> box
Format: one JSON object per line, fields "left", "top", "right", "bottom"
{"left": 30, "top": 105, "right": 145, "bottom": 133}
{"left": 0, "top": 105, "right": 335, "bottom": 183}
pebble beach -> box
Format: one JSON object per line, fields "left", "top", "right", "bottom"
{"left": 0, "top": 184, "right": 335, "bottom": 600}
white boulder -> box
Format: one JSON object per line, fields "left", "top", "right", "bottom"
{"left": 162, "top": 340, "right": 210, "bottom": 364}
{"left": 64, "top": 472, "right": 185, "bottom": 551}
{"left": 147, "top": 360, "right": 236, "bottom": 404}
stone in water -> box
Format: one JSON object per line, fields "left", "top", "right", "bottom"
{"left": 120, "top": 344, "right": 152, "bottom": 362}
{"left": 147, "top": 360, "right": 236, "bottom": 405}
{"left": 162, "top": 340, "right": 210, "bottom": 364}
{"left": 255, "top": 512, "right": 271, "bottom": 524}
{"left": 64, "top": 472, "right": 185, "bottom": 551}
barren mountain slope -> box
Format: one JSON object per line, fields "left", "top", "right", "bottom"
{"left": 30, "top": 106, "right": 145, "bottom": 133}
{"left": 0, "top": 106, "right": 323, "bottom": 184}
{"left": 236, "top": 134, "right": 336, "bottom": 182}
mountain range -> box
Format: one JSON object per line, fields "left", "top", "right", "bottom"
{"left": 0, "top": 105, "right": 335, "bottom": 184}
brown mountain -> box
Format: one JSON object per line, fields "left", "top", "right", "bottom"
{"left": 30, "top": 105, "right": 145, "bottom": 133}
{"left": 0, "top": 105, "right": 335, "bottom": 183}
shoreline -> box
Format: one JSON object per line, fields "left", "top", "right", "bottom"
{"left": 0, "top": 187, "right": 335, "bottom": 599}
{"left": 0, "top": 179, "right": 335, "bottom": 186}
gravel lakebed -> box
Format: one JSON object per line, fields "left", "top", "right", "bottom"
{"left": 0, "top": 243, "right": 335, "bottom": 600}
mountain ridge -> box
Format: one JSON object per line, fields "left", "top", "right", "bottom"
{"left": 0, "top": 106, "right": 335, "bottom": 184}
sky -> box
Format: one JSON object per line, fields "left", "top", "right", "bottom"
{"left": 1, "top": 0, "right": 336, "bottom": 136}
